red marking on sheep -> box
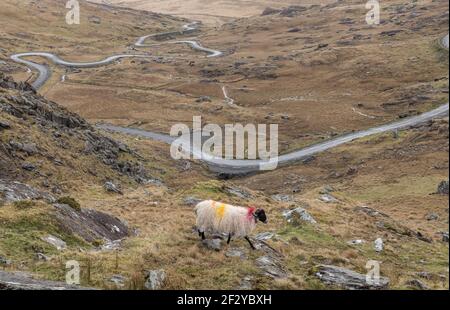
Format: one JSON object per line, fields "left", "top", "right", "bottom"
{"left": 247, "top": 206, "right": 256, "bottom": 222}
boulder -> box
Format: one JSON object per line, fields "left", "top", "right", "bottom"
{"left": 183, "top": 196, "right": 202, "bottom": 206}
{"left": 0, "top": 270, "right": 95, "bottom": 290}
{"left": 280, "top": 6, "right": 307, "bottom": 17}
{"left": 425, "top": 213, "right": 439, "bottom": 221}
{"left": 347, "top": 239, "right": 365, "bottom": 246}
{"left": 144, "top": 270, "right": 166, "bottom": 290}
{"left": 195, "top": 96, "right": 212, "bottom": 103}
{"left": 53, "top": 203, "right": 132, "bottom": 244}
{"left": 261, "top": 7, "right": 281, "bottom": 16}
{"left": 109, "top": 275, "right": 126, "bottom": 288}
{"left": 236, "top": 276, "right": 253, "bottom": 290}
{"left": 41, "top": 235, "right": 67, "bottom": 251}
{"left": 439, "top": 232, "right": 449, "bottom": 243}
{"left": 315, "top": 265, "right": 389, "bottom": 289}
{"left": 225, "top": 248, "right": 246, "bottom": 259}
{"left": 271, "top": 194, "right": 294, "bottom": 202}
{"left": 201, "top": 239, "right": 222, "bottom": 251}
{"left": 374, "top": 238, "right": 383, "bottom": 252}
{"left": 255, "top": 232, "right": 275, "bottom": 241}
{"left": 319, "top": 194, "right": 339, "bottom": 203}
{"left": 437, "top": 181, "right": 449, "bottom": 195}
{"left": 406, "top": 279, "right": 429, "bottom": 290}
{"left": 0, "top": 256, "right": 12, "bottom": 267}
{"left": 104, "top": 181, "right": 123, "bottom": 195}
{"left": 282, "top": 207, "right": 317, "bottom": 225}
{"left": 255, "top": 255, "right": 288, "bottom": 279}
{"left": 0, "top": 121, "right": 11, "bottom": 130}
{"left": 0, "top": 180, "right": 55, "bottom": 203}
{"left": 223, "top": 186, "right": 253, "bottom": 200}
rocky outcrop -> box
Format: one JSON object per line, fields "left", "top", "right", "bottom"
{"left": 0, "top": 74, "right": 151, "bottom": 183}
{"left": 282, "top": 207, "right": 317, "bottom": 225}
{"left": 315, "top": 265, "right": 389, "bottom": 290}
{"left": 0, "top": 270, "right": 95, "bottom": 290}
{"left": 437, "top": 180, "right": 449, "bottom": 195}
{"left": 53, "top": 203, "right": 132, "bottom": 243}
{"left": 261, "top": 7, "right": 281, "bottom": 16}
{"left": 0, "top": 180, "right": 55, "bottom": 203}
{"left": 144, "top": 270, "right": 166, "bottom": 290}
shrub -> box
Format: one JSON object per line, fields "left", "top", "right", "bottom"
{"left": 13, "top": 200, "right": 35, "bottom": 209}
{"left": 57, "top": 196, "right": 81, "bottom": 211}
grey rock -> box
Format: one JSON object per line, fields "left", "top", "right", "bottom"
{"left": 280, "top": 6, "right": 307, "bottom": 17}
{"left": 183, "top": 196, "right": 202, "bottom": 206}
{"left": 88, "top": 16, "right": 101, "bottom": 24}
{"left": 196, "top": 96, "right": 212, "bottom": 103}
{"left": 437, "top": 181, "right": 449, "bottom": 195}
{"left": 287, "top": 27, "right": 301, "bottom": 33}
{"left": 0, "top": 180, "right": 55, "bottom": 203}
{"left": 0, "top": 270, "right": 96, "bottom": 290}
{"left": 35, "top": 253, "right": 49, "bottom": 261}
{"left": 347, "top": 239, "right": 365, "bottom": 246}
{"left": 319, "top": 194, "right": 339, "bottom": 203}
{"left": 354, "top": 206, "right": 388, "bottom": 217}
{"left": 319, "top": 185, "right": 335, "bottom": 195}
{"left": 255, "top": 255, "right": 288, "bottom": 279}
{"left": 53, "top": 203, "right": 131, "bottom": 244}
{"left": 109, "top": 275, "right": 126, "bottom": 288}
{"left": 406, "top": 279, "right": 429, "bottom": 290}
{"left": 374, "top": 238, "right": 383, "bottom": 252}
{"left": 302, "top": 155, "right": 316, "bottom": 164}
{"left": 425, "top": 213, "right": 439, "bottom": 221}
{"left": 380, "top": 30, "right": 403, "bottom": 37}
{"left": 439, "top": 232, "right": 449, "bottom": 242}
{"left": 282, "top": 207, "right": 317, "bottom": 224}
{"left": 223, "top": 186, "right": 253, "bottom": 200}
{"left": 41, "top": 235, "right": 67, "bottom": 251}
{"left": 104, "top": 181, "right": 123, "bottom": 195}
{"left": 255, "top": 232, "right": 275, "bottom": 241}
{"left": 225, "top": 248, "right": 246, "bottom": 259}
{"left": 202, "top": 239, "right": 222, "bottom": 251}
{"left": 100, "top": 240, "right": 123, "bottom": 252}
{"left": 9, "top": 141, "right": 38, "bottom": 155}
{"left": 236, "top": 276, "right": 253, "bottom": 290}
{"left": 271, "top": 194, "right": 294, "bottom": 202}
{"left": 416, "top": 272, "right": 433, "bottom": 280}
{"left": 0, "top": 256, "right": 12, "bottom": 266}
{"left": 144, "top": 270, "right": 166, "bottom": 290}
{"left": 261, "top": 7, "right": 281, "bottom": 16}
{"left": 0, "top": 121, "right": 11, "bottom": 130}
{"left": 21, "top": 162, "right": 36, "bottom": 171}
{"left": 315, "top": 265, "right": 389, "bottom": 289}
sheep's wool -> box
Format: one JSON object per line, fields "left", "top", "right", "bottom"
{"left": 195, "top": 200, "right": 257, "bottom": 238}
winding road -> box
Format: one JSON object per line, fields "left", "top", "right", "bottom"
{"left": 10, "top": 22, "right": 222, "bottom": 90}
{"left": 10, "top": 21, "right": 449, "bottom": 175}
{"left": 99, "top": 35, "right": 449, "bottom": 175}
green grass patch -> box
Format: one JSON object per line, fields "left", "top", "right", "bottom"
{"left": 56, "top": 196, "right": 81, "bottom": 211}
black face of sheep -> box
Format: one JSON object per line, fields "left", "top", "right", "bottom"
{"left": 255, "top": 209, "right": 267, "bottom": 224}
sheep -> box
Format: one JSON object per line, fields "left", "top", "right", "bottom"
{"left": 195, "top": 200, "right": 267, "bottom": 249}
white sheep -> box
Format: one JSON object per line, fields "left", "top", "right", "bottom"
{"left": 195, "top": 200, "right": 267, "bottom": 249}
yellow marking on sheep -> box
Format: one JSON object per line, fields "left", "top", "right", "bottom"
{"left": 215, "top": 203, "right": 226, "bottom": 219}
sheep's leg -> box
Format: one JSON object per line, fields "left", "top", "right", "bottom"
{"left": 245, "top": 236, "right": 256, "bottom": 250}
{"left": 198, "top": 229, "right": 206, "bottom": 240}
{"left": 227, "top": 233, "right": 232, "bottom": 244}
